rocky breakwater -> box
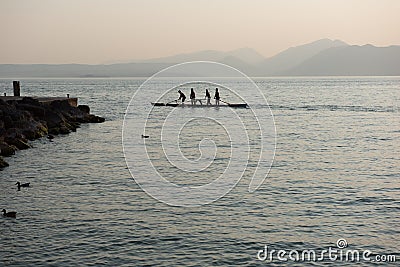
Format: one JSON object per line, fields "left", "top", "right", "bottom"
{"left": 0, "top": 97, "right": 105, "bottom": 169}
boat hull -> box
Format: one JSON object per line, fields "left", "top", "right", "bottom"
{"left": 151, "top": 103, "right": 248, "bottom": 108}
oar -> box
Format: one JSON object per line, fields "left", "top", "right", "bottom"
{"left": 219, "top": 99, "right": 231, "bottom": 105}
{"left": 167, "top": 99, "right": 179, "bottom": 104}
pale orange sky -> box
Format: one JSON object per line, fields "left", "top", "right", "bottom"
{"left": 1, "top": 0, "right": 399, "bottom": 64}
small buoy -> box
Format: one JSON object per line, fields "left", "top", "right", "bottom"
{"left": 141, "top": 134, "right": 149, "bottom": 138}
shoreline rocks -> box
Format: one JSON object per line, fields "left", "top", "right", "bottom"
{"left": 0, "top": 156, "right": 9, "bottom": 168}
{"left": 0, "top": 97, "right": 105, "bottom": 170}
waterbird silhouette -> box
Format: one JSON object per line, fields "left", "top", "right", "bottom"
{"left": 16, "top": 182, "right": 30, "bottom": 190}
{"left": 2, "top": 209, "right": 17, "bottom": 218}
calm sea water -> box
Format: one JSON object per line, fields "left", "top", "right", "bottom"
{"left": 1, "top": 77, "right": 399, "bottom": 266}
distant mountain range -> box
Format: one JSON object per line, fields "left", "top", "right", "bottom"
{"left": 136, "top": 47, "right": 266, "bottom": 65}
{"left": 1, "top": 39, "right": 399, "bottom": 77}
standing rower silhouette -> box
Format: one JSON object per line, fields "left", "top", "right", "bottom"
{"left": 205, "top": 89, "right": 211, "bottom": 105}
{"left": 190, "top": 88, "right": 196, "bottom": 105}
{"left": 214, "top": 88, "right": 220, "bottom": 106}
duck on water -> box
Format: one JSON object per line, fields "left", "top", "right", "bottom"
{"left": 2, "top": 209, "right": 17, "bottom": 218}
{"left": 16, "top": 181, "right": 30, "bottom": 190}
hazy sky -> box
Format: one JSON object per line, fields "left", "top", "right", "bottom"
{"left": 1, "top": 0, "right": 399, "bottom": 64}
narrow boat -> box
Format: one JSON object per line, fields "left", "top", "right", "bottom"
{"left": 151, "top": 102, "right": 248, "bottom": 108}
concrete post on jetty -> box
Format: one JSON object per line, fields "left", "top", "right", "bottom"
{"left": 0, "top": 81, "right": 105, "bottom": 169}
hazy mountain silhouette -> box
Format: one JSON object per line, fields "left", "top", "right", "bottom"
{"left": 0, "top": 63, "right": 172, "bottom": 78}
{"left": 280, "top": 44, "right": 400, "bottom": 76}
{"left": 139, "top": 47, "right": 265, "bottom": 65}
{"left": 1, "top": 39, "right": 399, "bottom": 77}
{"left": 255, "top": 39, "right": 348, "bottom": 75}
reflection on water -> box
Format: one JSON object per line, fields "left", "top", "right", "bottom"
{"left": 0, "top": 77, "right": 399, "bottom": 266}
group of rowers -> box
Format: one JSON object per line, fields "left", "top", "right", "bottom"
{"left": 177, "top": 88, "right": 221, "bottom": 105}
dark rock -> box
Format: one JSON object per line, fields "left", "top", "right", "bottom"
{"left": 21, "top": 97, "right": 40, "bottom": 105}
{"left": 50, "top": 99, "right": 71, "bottom": 110}
{"left": 17, "top": 103, "right": 46, "bottom": 117}
{"left": 78, "top": 105, "right": 90, "bottom": 114}
{"left": 59, "top": 126, "right": 70, "bottom": 135}
{"left": 88, "top": 114, "right": 106, "bottom": 123}
{"left": 0, "top": 142, "right": 18, "bottom": 157}
{"left": 35, "top": 123, "right": 48, "bottom": 138}
{"left": 70, "top": 122, "right": 80, "bottom": 129}
{"left": 42, "top": 109, "right": 65, "bottom": 129}
{"left": 3, "top": 115, "right": 14, "bottom": 128}
{"left": 22, "top": 129, "right": 36, "bottom": 140}
{"left": 48, "top": 127, "right": 60, "bottom": 135}
{"left": 5, "top": 137, "right": 32, "bottom": 150}
{"left": 4, "top": 128, "right": 24, "bottom": 140}
{"left": 0, "top": 96, "right": 104, "bottom": 170}
{"left": 22, "top": 121, "right": 48, "bottom": 140}
{"left": 0, "top": 156, "right": 9, "bottom": 168}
